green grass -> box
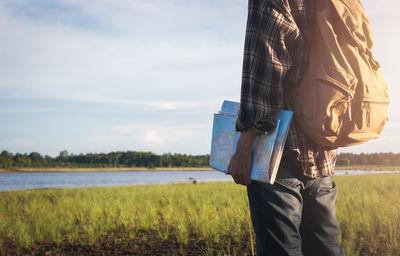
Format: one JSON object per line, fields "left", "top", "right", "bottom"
{"left": 0, "top": 182, "right": 253, "bottom": 255}
{"left": 335, "top": 174, "right": 400, "bottom": 256}
{"left": 1, "top": 174, "right": 400, "bottom": 255}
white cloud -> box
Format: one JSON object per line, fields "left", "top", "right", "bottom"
{"left": 0, "top": 0, "right": 245, "bottom": 102}
{"left": 27, "top": 94, "right": 217, "bottom": 110}
{"left": 69, "top": 96, "right": 213, "bottom": 110}
{"left": 142, "top": 129, "right": 166, "bottom": 144}
{"left": 1, "top": 0, "right": 400, "bottom": 155}
{"left": 105, "top": 123, "right": 209, "bottom": 154}
{"left": 0, "top": 138, "right": 38, "bottom": 148}
{"left": 0, "top": 107, "right": 62, "bottom": 114}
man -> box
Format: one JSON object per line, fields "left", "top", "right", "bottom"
{"left": 227, "top": 0, "right": 344, "bottom": 255}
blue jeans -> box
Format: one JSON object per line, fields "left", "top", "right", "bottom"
{"left": 247, "top": 153, "right": 343, "bottom": 256}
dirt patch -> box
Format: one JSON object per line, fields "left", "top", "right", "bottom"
{"left": 1, "top": 231, "right": 254, "bottom": 256}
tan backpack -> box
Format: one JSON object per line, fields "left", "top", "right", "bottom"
{"left": 289, "top": 0, "right": 389, "bottom": 148}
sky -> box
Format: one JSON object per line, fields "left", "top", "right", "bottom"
{"left": 0, "top": 0, "right": 399, "bottom": 157}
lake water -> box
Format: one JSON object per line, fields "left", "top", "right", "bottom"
{"left": 1, "top": 170, "right": 399, "bottom": 191}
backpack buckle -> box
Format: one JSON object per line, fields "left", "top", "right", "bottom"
{"left": 347, "top": 95, "right": 352, "bottom": 121}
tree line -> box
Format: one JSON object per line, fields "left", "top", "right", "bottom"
{"left": 0, "top": 150, "right": 210, "bottom": 169}
{"left": 1, "top": 150, "right": 400, "bottom": 169}
{"left": 335, "top": 152, "right": 400, "bottom": 167}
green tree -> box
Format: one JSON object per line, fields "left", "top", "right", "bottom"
{"left": 59, "top": 150, "right": 69, "bottom": 159}
{"left": 0, "top": 150, "right": 14, "bottom": 169}
{"left": 28, "top": 152, "right": 44, "bottom": 167}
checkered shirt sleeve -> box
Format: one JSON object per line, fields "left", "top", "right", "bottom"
{"left": 236, "top": 0, "right": 301, "bottom": 134}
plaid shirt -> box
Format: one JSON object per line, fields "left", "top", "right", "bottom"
{"left": 236, "top": 0, "right": 337, "bottom": 178}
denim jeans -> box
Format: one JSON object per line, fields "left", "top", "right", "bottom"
{"left": 247, "top": 153, "right": 343, "bottom": 256}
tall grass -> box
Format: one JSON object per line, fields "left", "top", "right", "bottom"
{"left": 0, "top": 182, "right": 253, "bottom": 255}
{"left": 335, "top": 174, "right": 400, "bottom": 256}
{"left": 0, "top": 174, "right": 400, "bottom": 255}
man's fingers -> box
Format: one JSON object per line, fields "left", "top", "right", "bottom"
{"left": 243, "top": 177, "right": 252, "bottom": 185}
{"left": 226, "top": 160, "right": 232, "bottom": 175}
{"left": 231, "top": 171, "right": 241, "bottom": 184}
{"left": 228, "top": 152, "right": 252, "bottom": 185}
{"left": 232, "top": 172, "right": 248, "bottom": 185}
{"left": 232, "top": 175, "right": 241, "bottom": 184}
{"left": 237, "top": 174, "right": 252, "bottom": 185}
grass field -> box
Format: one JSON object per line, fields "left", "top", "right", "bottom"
{"left": 1, "top": 174, "right": 400, "bottom": 255}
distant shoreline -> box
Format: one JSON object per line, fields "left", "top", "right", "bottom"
{"left": 0, "top": 167, "right": 213, "bottom": 173}
{"left": 1, "top": 165, "right": 400, "bottom": 173}
{"left": 335, "top": 165, "right": 400, "bottom": 171}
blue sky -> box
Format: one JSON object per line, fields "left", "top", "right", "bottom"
{"left": 0, "top": 0, "right": 399, "bottom": 157}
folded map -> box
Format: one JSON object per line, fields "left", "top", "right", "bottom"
{"left": 209, "top": 100, "right": 292, "bottom": 184}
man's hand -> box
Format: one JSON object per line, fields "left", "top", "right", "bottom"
{"left": 227, "top": 128, "right": 258, "bottom": 185}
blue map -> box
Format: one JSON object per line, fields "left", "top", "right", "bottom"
{"left": 209, "top": 101, "right": 292, "bottom": 184}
